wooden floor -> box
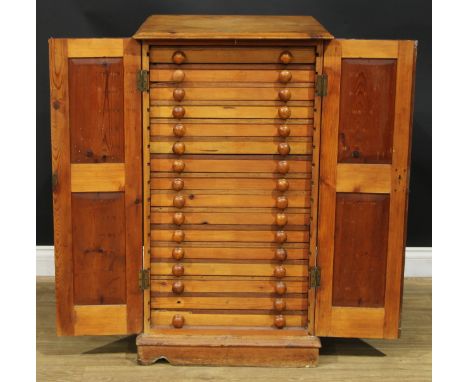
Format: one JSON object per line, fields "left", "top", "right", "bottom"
{"left": 37, "top": 277, "right": 431, "bottom": 381}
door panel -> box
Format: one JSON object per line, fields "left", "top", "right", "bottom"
{"left": 49, "top": 38, "right": 142, "bottom": 335}
{"left": 315, "top": 40, "right": 416, "bottom": 338}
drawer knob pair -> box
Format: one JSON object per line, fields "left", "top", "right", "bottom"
{"left": 278, "top": 106, "right": 291, "bottom": 119}
{"left": 172, "top": 51, "right": 186, "bottom": 64}
{"left": 275, "top": 248, "right": 288, "bottom": 261}
{"left": 172, "top": 314, "right": 185, "bottom": 328}
{"left": 172, "top": 106, "right": 185, "bottom": 118}
{"left": 277, "top": 161, "right": 289, "bottom": 174}
{"left": 276, "top": 196, "right": 288, "bottom": 209}
{"left": 274, "top": 315, "right": 286, "bottom": 329}
{"left": 275, "top": 231, "right": 287, "bottom": 243}
{"left": 173, "top": 123, "right": 186, "bottom": 137}
{"left": 279, "top": 51, "right": 293, "bottom": 64}
{"left": 274, "top": 265, "right": 286, "bottom": 278}
{"left": 278, "top": 89, "right": 291, "bottom": 102}
{"left": 172, "top": 247, "right": 185, "bottom": 260}
{"left": 172, "top": 280, "right": 184, "bottom": 294}
{"left": 173, "top": 212, "right": 185, "bottom": 225}
{"left": 173, "top": 230, "right": 185, "bottom": 243}
{"left": 279, "top": 70, "right": 292, "bottom": 83}
{"left": 173, "top": 195, "right": 186, "bottom": 208}
{"left": 172, "top": 263, "right": 185, "bottom": 276}
{"left": 172, "top": 69, "right": 185, "bottom": 82}
{"left": 173, "top": 88, "right": 185, "bottom": 102}
{"left": 275, "top": 281, "right": 287, "bottom": 295}
{"left": 173, "top": 160, "right": 185, "bottom": 172}
{"left": 277, "top": 142, "right": 290, "bottom": 156}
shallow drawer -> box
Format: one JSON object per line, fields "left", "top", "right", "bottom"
{"left": 149, "top": 46, "right": 316, "bottom": 64}
{"left": 150, "top": 105, "right": 313, "bottom": 119}
{"left": 150, "top": 311, "right": 307, "bottom": 328}
{"left": 150, "top": 157, "right": 312, "bottom": 174}
{"left": 150, "top": 68, "right": 314, "bottom": 83}
{"left": 150, "top": 243, "right": 308, "bottom": 260}
{"left": 150, "top": 86, "right": 314, "bottom": 101}
{"left": 150, "top": 123, "right": 313, "bottom": 137}
{"left": 151, "top": 278, "right": 308, "bottom": 294}
{"left": 150, "top": 229, "right": 309, "bottom": 243}
{"left": 150, "top": 191, "right": 311, "bottom": 208}
{"left": 149, "top": 139, "right": 312, "bottom": 155}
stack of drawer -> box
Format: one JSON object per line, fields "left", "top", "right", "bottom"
{"left": 149, "top": 45, "right": 316, "bottom": 330}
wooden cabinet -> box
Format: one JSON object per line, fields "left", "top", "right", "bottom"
{"left": 49, "top": 15, "right": 416, "bottom": 367}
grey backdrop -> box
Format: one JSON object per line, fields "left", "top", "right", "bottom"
{"left": 37, "top": 0, "right": 432, "bottom": 246}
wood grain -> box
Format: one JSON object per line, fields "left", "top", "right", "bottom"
{"left": 74, "top": 305, "right": 127, "bottom": 335}
{"left": 67, "top": 38, "right": 124, "bottom": 58}
{"left": 134, "top": 15, "right": 333, "bottom": 40}
{"left": 69, "top": 58, "right": 124, "bottom": 163}
{"left": 70, "top": 163, "right": 125, "bottom": 192}
{"left": 336, "top": 163, "right": 391, "bottom": 193}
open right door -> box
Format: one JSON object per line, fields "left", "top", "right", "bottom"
{"left": 315, "top": 39, "right": 417, "bottom": 339}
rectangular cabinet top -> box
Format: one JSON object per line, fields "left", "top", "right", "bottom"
{"left": 133, "top": 15, "right": 333, "bottom": 40}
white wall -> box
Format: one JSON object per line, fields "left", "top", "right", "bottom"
{"left": 36, "top": 246, "right": 432, "bottom": 277}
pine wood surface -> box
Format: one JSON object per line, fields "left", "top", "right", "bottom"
{"left": 37, "top": 277, "right": 431, "bottom": 381}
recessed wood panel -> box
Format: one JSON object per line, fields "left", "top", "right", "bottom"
{"left": 337, "top": 59, "right": 396, "bottom": 164}
{"left": 72, "top": 192, "right": 126, "bottom": 305}
{"left": 69, "top": 58, "right": 124, "bottom": 163}
{"left": 332, "top": 193, "right": 390, "bottom": 308}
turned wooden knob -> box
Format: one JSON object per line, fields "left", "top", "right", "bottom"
{"left": 274, "top": 298, "right": 287, "bottom": 312}
{"left": 172, "top": 142, "right": 185, "bottom": 155}
{"left": 172, "top": 280, "right": 185, "bottom": 294}
{"left": 173, "top": 195, "right": 186, "bottom": 208}
{"left": 172, "top": 263, "right": 185, "bottom": 277}
{"left": 277, "top": 142, "right": 290, "bottom": 156}
{"left": 173, "top": 123, "right": 186, "bottom": 137}
{"left": 278, "top": 106, "right": 291, "bottom": 119}
{"left": 173, "top": 88, "right": 185, "bottom": 101}
{"left": 172, "top": 160, "right": 185, "bottom": 172}
{"left": 173, "top": 230, "right": 185, "bottom": 243}
{"left": 278, "top": 125, "right": 290, "bottom": 137}
{"left": 172, "top": 51, "right": 186, "bottom": 64}
{"left": 172, "top": 69, "right": 185, "bottom": 82}
{"left": 172, "top": 106, "right": 185, "bottom": 119}
{"left": 275, "top": 231, "right": 287, "bottom": 243}
{"left": 276, "top": 196, "right": 288, "bottom": 209}
{"left": 275, "top": 247, "right": 287, "bottom": 261}
{"left": 172, "top": 247, "right": 185, "bottom": 260}
{"left": 278, "top": 89, "right": 291, "bottom": 102}
{"left": 279, "top": 70, "right": 292, "bottom": 83}
{"left": 172, "top": 178, "right": 184, "bottom": 191}
{"left": 277, "top": 161, "right": 289, "bottom": 174}
{"left": 172, "top": 314, "right": 185, "bottom": 328}
{"left": 279, "top": 51, "right": 293, "bottom": 64}
{"left": 275, "top": 281, "right": 287, "bottom": 295}
{"left": 276, "top": 178, "right": 289, "bottom": 192}
{"left": 274, "top": 265, "right": 286, "bottom": 278}
{"left": 276, "top": 213, "right": 288, "bottom": 226}
{"left": 173, "top": 212, "right": 185, "bottom": 225}
{"left": 274, "top": 315, "right": 286, "bottom": 328}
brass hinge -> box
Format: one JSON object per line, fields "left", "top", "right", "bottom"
{"left": 315, "top": 74, "right": 328, "bottom": 97}
{"left": 137, "top": 70, "right": 149, "bottom": 92}
{"left": 139, "top": 269, "right": 150, "bottom": 290}
{"left": 310, "top": 266, "right": 321, "bottom": 288}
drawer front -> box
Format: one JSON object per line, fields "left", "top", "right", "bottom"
{"left": 150, "top": 46, "right": 316, "bottom": 64}
{"left": 149, "top": 44, "right": 316, "bottom": 331}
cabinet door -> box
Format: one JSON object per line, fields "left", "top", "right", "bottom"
{"left": 49, "top": 38, "right": 142, "bottom": 335}
{"left": 315, "top": 40, "right": 416, "bottom": 338}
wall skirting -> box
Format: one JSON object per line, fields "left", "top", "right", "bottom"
{"left": 36, "top": 246, "right": 432, "bottom": 277}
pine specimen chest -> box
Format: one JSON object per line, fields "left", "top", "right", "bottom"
{"left": 49, "top": 15, "right": 417, "bottom": 367}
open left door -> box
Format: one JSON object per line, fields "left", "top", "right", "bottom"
{"left": 315, "top": 39, "right": 416, "bottom": 339}
{"left": 49, "top": 38, "right": 142, "bottom": 335}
